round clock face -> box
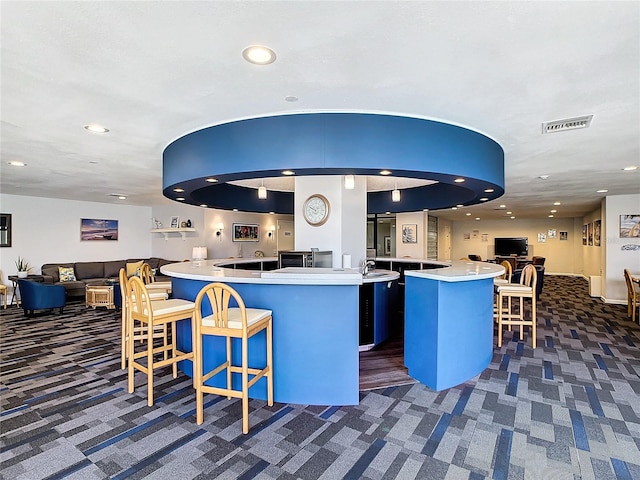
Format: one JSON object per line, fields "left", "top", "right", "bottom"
{"left": 303, "top": 194, "right": 330, "bottom": 226}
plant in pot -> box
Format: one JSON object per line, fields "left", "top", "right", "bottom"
{"left": 15, "top": 256, "right": 32, "bottom": 278}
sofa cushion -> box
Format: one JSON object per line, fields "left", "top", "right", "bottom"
{"left": 104, "top": 260, "right": 126, "bottom": 279}
{"left": 42, "top": 263, "right": 74, "bottom": 283}
{"left": 126, "top": 260, "right": 144, "bottom": 277}
{"left": 75, "top": 262, "right": 104, "bottom": 280}
{"left": 58, "top": 266, "right": 77, "bottom": 282}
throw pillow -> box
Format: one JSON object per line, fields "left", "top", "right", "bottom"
{"left": 58, "top": 266, "right": 76, "bottom": 282}
{"left": 126, "top": 260, "right": 144, "bottom": 277}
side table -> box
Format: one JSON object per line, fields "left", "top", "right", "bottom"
{"left": 86, "top": 282, "right": 116, "bottom": 309}
{"left": 8, "top": 275, "right": 45, "bottom": 307}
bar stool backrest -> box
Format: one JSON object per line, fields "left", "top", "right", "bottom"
{"left": 195, "top": 282, "right": 248, "bottom": 334}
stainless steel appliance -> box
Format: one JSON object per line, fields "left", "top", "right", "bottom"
{"left": 278, "top": 250, "right": 333, "bottom": 268}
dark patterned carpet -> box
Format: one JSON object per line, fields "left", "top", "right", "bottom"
{"left": 1, "top": 276, "right": 639, "bottom": 479}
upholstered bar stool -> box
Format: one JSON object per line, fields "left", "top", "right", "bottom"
{"left": 119, "top": 268, "right": 170, "bottom": 369}
{"left": 493, "top": 260, "right": 513, "bottom": 318}
{"left": 193, "top": 282, "right": 273, "bottom": 434}
{"left": 140, "top": 263, "right": 172, "bottom": 296}
{"left": 127, "top": 276, "right": 195, "bottom": 406}
{"left": 496, "top": 264, "right": 538, "bottom": 348}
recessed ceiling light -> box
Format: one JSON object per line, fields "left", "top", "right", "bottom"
{"left": 206, "top": 178, "right": 218, "bottom": 183}
{"left": 596, "top": 189, "right": 608, "bottom": 193}
{"left": 480, "top": 197, "right": 489, "bottom": 201}
{"left": 506, "top": 211, "right": 512, "bottom": 215}
{"left": 484, "top": 188, "right": 494, "bottom": 193}
{"left": 385, "top": 212, "right": 391, "bottom": 215}
{"left": 7, "top": 161, "right": 26, "bottom": 167}
{"left": 456, "top": 204, "right": 464, "bottom": 208}
{"left": 553, "top": 202, "right": 561, "bottom": 206}
{"left": 282, "top": 170, "right": 295, "bottom": 176}
{"left": 84, "top": 124, "right": 109, "bottom": 134}
{"left": 200, "top": 204, "right": 207, "bottom": 207}
{"left": 118, "top": 196, "right": 127, "bottom": 200}
{"left": 379, "top": 170, "right": 392, "bottom": 176}
{"left": 548, "top": 214, "right": 554, "bottom": 218}
{"left": 499, "top": 205, "right": 506, "bottom": 208}
{"left": 452, "top": 207, "right": 458, "bottom": 210}
{"left": 176, "top": 197, "right": 185, "bottom": 201}
{"left": 173, "top": 188, "right": 184, "bottom": 192}
{"left": 233, "top": 208, "right": 238, "bottom": 212}
{"left": 475, "top": 217, "right": 480, "bottom": 221}
{"left": 454, "top": 178, "right": 465, "bottom": 183}
{"left": 242, "top": 45, "right": 276, "bottom": 65}
{"left": 466, "top": 213, "right": 471, "bottom": 216}
{"left": 550, "top": 209, "right": 557, "bottom": 213}
{"left": 510, "top": 216, "right": 515, "bottom": 219}
{"left": 623, "top": 166, "right": 638, "bottom": 171}
{"left": 269, "top": 212, "right": 274, "bottom": 214}
{"left": 284, "top": 96, "right": 298, "bottom": 102}
{"left": 538, "top": 175, "right": 549, "bottom": 180}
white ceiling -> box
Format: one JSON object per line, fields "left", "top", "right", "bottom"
{"left": 1, "top": 1, "right": 638, "bottom": 220}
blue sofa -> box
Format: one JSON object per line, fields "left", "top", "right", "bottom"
{"left": 18, "top": 279, "right": 66, "bottom": 316}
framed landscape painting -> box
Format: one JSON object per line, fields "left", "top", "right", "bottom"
{"left": 81, "top": 218, "right": 118, "bottom": 241}
{"left": 620, "top": 214, "right": 640, "bottom": 238}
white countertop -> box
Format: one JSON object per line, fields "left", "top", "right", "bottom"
{"left": 161, "top": 257, "right": 497, "bottom": 284}
{"left": 404, "top": 260, "right": 504, "bottom": 282}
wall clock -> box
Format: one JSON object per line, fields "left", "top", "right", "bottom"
{"left": 303, "top": 194, "right": 330, "bottom": 226}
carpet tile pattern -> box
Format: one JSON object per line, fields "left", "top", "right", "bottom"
{"left": 1, "top": 275, "right": 639, "bottom": 479}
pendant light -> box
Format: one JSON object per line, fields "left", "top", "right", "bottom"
{"left": 258, "top": 180, "right": 267, "bottom": 200}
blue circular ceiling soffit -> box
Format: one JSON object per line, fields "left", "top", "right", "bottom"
{"left": 163, "top": 113, "right": 504, "bottom": 214}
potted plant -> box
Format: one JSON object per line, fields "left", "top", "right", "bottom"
{"left": 15, "top": 256, "right": 32, "bottom": 278}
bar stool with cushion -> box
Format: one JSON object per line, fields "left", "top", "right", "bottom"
{"left": 496, "top": 264, "right": 538, "bottom": 348}
{"left": 140, "top": 263, "right": 172, "bottom": 296}
{"left": 119, "top": 268, "right": 170, "bottom": 369}
{"left": 127, "top": 276, "right": 195, "bottom": 406}
{"left": 193, "top": 282, "right": 273, "bottom": 433}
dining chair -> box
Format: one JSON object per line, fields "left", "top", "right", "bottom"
{"left": 496, "top": 264, "right": 538, "bottom": 348}
{"left": 139, "top": 262, "right": 172, "bottom": 296}
{"left": 192, "top": 282, "right": 273, "bottom": 433}
{"left": 127, "top": 276, "right": 195, "bottom": 406}
{"left": 623, "top": 269, "right": 639, "bottom": 324}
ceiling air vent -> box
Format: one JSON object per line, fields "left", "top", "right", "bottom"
{"left": 542, "top": 115, "right": 593, "bottom": 134}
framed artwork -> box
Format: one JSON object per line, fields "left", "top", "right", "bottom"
{"left": 588, "top": 222, "right": 594, "bottom": 246}
{"left": 559, "top": 231, "right": 568, "bottom": 241}
{"left": 0, "top": 213, "right": 11, "bottom": 247}
{"left": 594, "top": 219, "right": 601, "bottom": 246}
{"left": 81, "top": 218, "right": 118, "bottom": 241}
{"left": 402, "top": 224, "right": 417, "bottom": 243}
{"left": 548, "top": 229, "right": 556, "bottom": 239}
{"left": 582, "top": 224, "right": 587, "bottom": 245}
{"left": 537, "top": 233, "right": 546, "bottom": 243}
{"left": 384, "top": 236, "right": 391, "bottom": 254}
{"left": 233, "top": 223, "right": 260, "bottom": 242}
{"left": 620, "top": 214, "right": 640, "bottom": 238}
{"left": 170, "top": 216, "right": 180, "bottom": 228}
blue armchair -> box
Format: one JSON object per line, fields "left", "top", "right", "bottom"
{"left": 18, "top": 279, "right": 66, "bottom": 316}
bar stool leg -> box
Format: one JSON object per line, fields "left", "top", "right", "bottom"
{"left": 226, "top": 337, "right": 232, "bottom": 399}
{"left": 267, "top": 320, "right": 274, "bottom": 406}
{"left": 242, "top": 335, "right": 249, "bottom": 434}
{"left": 147, "top": 321, "right": 154, "bottom": 406}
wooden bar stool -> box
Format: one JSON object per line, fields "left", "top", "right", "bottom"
{"left": 140, "top": 262, "right": 172, "bottom": 296}
{"left": 119, "top": 268, "right": 170, "bottom": 369}
{"left": 496, "top": 264, "right": 538, "bottom": 348}
{"left": 127, "top": 276, "right": 195, "bottom": 406}
{"left": 193, "top": 282, "right": 273, "bottom": 434}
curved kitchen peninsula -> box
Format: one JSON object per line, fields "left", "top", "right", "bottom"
{"left": 402, "top": 260, "right": 504, "bottom": 391}
{"left": 161, "top": 259, "right": 398, "bottom": 406}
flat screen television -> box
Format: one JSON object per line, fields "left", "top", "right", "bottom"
{"left": 494, "top": 237, "right": 528, "bottom": 257}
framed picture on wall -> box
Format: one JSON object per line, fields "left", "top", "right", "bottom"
{"left": 233, "top": 223, "right": 260, "bottom": 242}
{"left": 402, "top": 224, "right": 417, "bottom": 243}
{"left": 81, "top": 218, "right": 118, "bottom": 241}
{"left": 560, "top": 231, "right": 568, "bottom": 241}
{"left": 384, "top": 236, "right": 391, "bottom": 254}
{"left": 582, "top": 224, "right": 588, "bottom": 245}
{"left": 594, "top": 219, "right": 601, "bottom": 246}
{"left": 588, "top": 222, "right": 594, "bottom": 246}
{"left": 620, "top": 214, "right": 640, "bottom": 238}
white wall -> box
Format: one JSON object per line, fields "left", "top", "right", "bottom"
{"left": 450, "top": 217, "right": 582, "bottom": 274}
{"left": 0, "top": 194, "right": 151, "bottom": 280}
{"left": 603, "top": 194, "right": 640, "bottom": 303}
{"left": 396, "top": 211, "right": 426, "bottom": 258}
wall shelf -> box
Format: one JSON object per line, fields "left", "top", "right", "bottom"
{"left": 150, "top": 227, "right": 195, "bottom": 241}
